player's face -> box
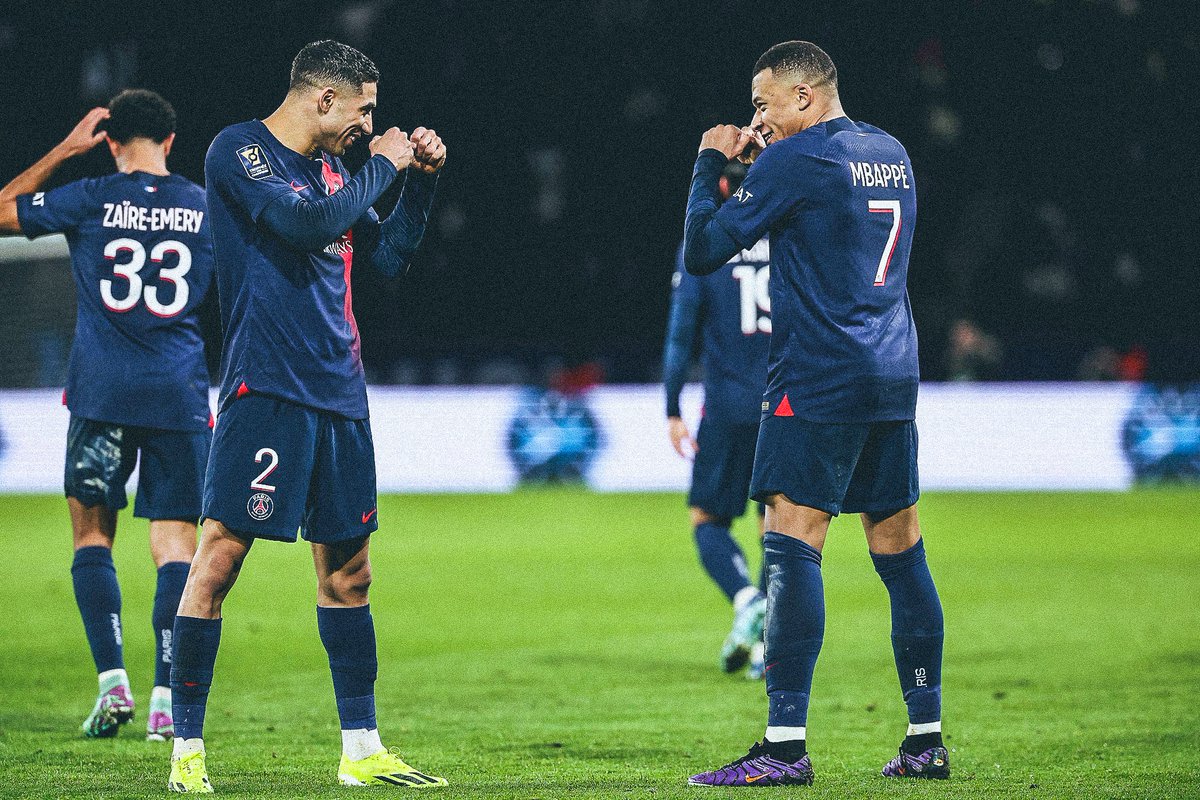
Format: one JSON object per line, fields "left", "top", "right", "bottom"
{"left": 323, "top": 82, "right": 377, "bottom": 156}
{"left": 751, "top": 69, "right": 805, "bottom": 146}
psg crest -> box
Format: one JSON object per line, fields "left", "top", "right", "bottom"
{"left": 247, "top": 492, "right": 274, "bottom": 521}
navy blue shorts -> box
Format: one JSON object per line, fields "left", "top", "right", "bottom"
{"left": 688, "top": 417, "right": 761, "bottom": 520}
{"left": 202, "top": 394, "right": 378, "bottom": 543}
{"left": 64, "top": 415, "right": 211, "bottom": 520}
{"left": 750, "top": 416, "right": 919, "bottom": 516}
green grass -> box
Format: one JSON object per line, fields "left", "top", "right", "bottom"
{"left": 0, "top": 489, "right": 1198, "bottom": 798}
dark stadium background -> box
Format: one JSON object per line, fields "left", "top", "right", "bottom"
{"left": 1, "top": 0, "right": 1196, "bottom": 386}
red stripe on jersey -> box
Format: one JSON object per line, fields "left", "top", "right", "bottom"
{"left": 320, "top": 158, "right": 361, "bottom": 365}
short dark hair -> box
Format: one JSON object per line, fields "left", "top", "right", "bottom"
{"left": 289, "top": 40, "right": 379, "bottom": 92}
{"left": 105, "top": 89, "right": 176, "bottom": 144}
{"left": 753, "top": 41, "right": 838, "bottom": 92}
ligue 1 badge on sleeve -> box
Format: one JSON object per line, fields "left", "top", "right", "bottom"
{"left": 247, "top": 492, "right": 274, "bottom": 521}
{"left": 237, "top": 144, "right": 273, "bottom": 180}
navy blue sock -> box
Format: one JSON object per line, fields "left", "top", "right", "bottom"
{"left": 871, "top": 539, "right": 944, "bottom": 725}
{"left": 694, "top": 521, "right": 754, "bottom": 602}
{"left": 317, "top": 605, "right": 378, "bottom": 730}
{"left": 170, "top": 616, "right": 222, "bottom": 740}
{"left": 71, "top": 546, "right": 124, "bottom": 673}
{"left": 152, "top": 562, "right": 190, "bottom": 687}
{"left": 763, "top": 532, "right": 824, "bottom": 730}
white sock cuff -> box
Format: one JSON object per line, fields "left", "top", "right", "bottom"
{"left": 151, "top": 685, "right": 172, "bottom": 704}
{"left": 341, "top": 728, "right": 384, "bottom": 761}
{"left": 98, "top": 668, "right": 128, "bottom": 685}
{"left": 733, "top": 585, "right": 762, "bottom": 613}
{"left": 907, "top": 721, "right": 941, "bottom": 735}
{"left": 765, "top": 725, "right": 806, "bottom": 742}
{"left": 173, "top": 737, "right": 204, "bottom": 757}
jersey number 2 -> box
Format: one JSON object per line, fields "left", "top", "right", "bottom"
{"left": 868, "top": 200, "right": 901, "bottom": 286}
{"left": 101, "top": 237, "right": 192, "bottom": 317}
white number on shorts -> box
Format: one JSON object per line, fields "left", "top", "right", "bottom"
{"left": 251, "top": 447, "right": 279, "bottom": 492}
{"left": 99, "top": 237, "right": 193, "bottom": 316}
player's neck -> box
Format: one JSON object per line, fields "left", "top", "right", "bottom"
{"left": 113, "top": 142, "right": 169, "bottom": 177}
{"left": 262, "top": 101, "right": 322, "bottom": 158}
{"left": 798, "top": 98, "right": 846, "bottom": 133}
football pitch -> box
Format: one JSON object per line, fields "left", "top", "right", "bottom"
{"left": 0, "top": 489, "right": 1197, "bottom": 799}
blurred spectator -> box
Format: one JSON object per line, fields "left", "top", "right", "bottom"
{"left": 944, "top": 319, "right": 1003, "bottom": 382}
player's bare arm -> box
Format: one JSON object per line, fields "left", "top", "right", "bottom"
{"left": 0, "top": 107, "right": 109, "bottom": 234}
{"left": 408, "top": 127, "right": 446, "bottom": 174}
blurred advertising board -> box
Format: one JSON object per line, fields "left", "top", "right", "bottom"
{"left": 1, "top": 383, "right": 1194, "bottom": 495}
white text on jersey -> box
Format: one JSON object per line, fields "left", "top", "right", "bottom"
{"left": 102, "top": 201, "right": 205, "bottom": 234}
{"left": 848, "top": 161, "right": 911, "bottom": 189}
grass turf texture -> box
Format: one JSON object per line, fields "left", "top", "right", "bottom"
{"left": 0, "top": 490, "right": 1197, "bottom": 799}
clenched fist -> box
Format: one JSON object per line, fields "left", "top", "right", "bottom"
{"left": 699, "top": 124, "right": 752, "bottom": 161}
{"left": 369, "top": 127, "right": 414, "bottom": 171}
{"left": 409, "top": 127, "right": 446, "bottom": 174}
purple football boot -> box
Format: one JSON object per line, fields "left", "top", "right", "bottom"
{"left": 81, "top": 683, "right": 135, "bottom": 738}
{"left": 688, "top": 741, "right": 814, "bottom": 787}
{"left": 881, "top": 745, "right": 950, "bottom": 779}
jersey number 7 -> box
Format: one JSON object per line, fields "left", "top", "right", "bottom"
{"left": 868, "top": 200, "right": 901, "bottom": 286}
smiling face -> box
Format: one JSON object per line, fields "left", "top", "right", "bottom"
{"left": 750, "top": 68, "right": 810, "bottom": 147}
{"left": 317, "top": 81, "right": 376, "bottom": 156}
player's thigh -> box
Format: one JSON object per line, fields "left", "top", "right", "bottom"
{"left": 64, "top": 415, "right": 138, "bottom": 514}
{"left": 303, "top": 414, "right": 378, "bottom": 544}
{"left": 202, "top": 395, "right": 318, "bottom": 542}
{"left": 688, "top": 418, "right": 758, "bottom": 520}
{"left": 750, "top": 415, "right": 872, "bottom": 516}
{"left": 133, "top": 426, "right": 211, "bottom": 522}
{"left": 841, "top": 420, "right": 919, "bottom": 517}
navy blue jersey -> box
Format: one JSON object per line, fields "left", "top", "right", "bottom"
{"left": 712, "top": 117, "right": 919, "bottom": 423}
{"left": 664, "top": 238, "right": 770, "bottom": 425}
{"left": 17, "top": 172, "right": 213, "bottom": 431}
{"left": 205, "top": 120, "right": 383, "bottom": 419}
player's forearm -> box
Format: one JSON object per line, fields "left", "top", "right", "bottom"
{"left": 260, "top": 155, "right": 398, "bottom": 251}
{"left": 683, "top": 150, "right": 741, "bottom": 276}
{"left": 368, "top": 170, "right": 438, "bottom": 277}
{"left": 0, "top": 144, "right": 73, "bottom": 234}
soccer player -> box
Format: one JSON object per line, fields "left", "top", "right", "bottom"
{"left": 662, "top": 163, "right": 771, "bottom": 679}
{"left": 682, "top": 42, "right": 947, "bottom": 786}
{"left": 0, "top": 91, "right": 213, "bottom": 741}
{"left": 165, "top": 41, "right": 447, "bottom": 793}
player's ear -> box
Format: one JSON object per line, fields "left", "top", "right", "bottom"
{"left": 162, "top": 132, "right": 176, "bottom": 158}
{"left": 318, "top": 87, "right": 337, "bottom": 115}
{"left": 105, "top": 135, "right": 120, "bottom": 161}
{"left": 794, "top": 83, "right": 812, "bottom": 112}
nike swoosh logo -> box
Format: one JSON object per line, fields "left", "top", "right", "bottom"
{"left": 290, "top": 181, "right": 310, "bottom": 192}
{"left": 745, "top": 773, "right": 770, "bottom": 783}
{"left": 362, "top": 508, "right": 377, "bottom": 523}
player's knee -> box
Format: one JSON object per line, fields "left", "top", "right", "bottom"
{"left": 321, "top": 561, "right": 372, "bottom": 605}
{"left": 690, "top": 508, "right": 728, "bottom": 527}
